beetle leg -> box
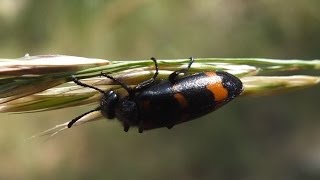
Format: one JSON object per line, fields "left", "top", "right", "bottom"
{"left": 169, "top": 57, "right": 194, "bottom": 83}
{"left": 123, "top": 123, "right": 130, "bottom": 132}
{"left": 166, "top": 124, "right": 174, "bottom": 129}
{"left": 134, "top": 57, "right": 159, "bottom": 92}
{"left": 138, "top": 121, "right": 144, "bottom": 133}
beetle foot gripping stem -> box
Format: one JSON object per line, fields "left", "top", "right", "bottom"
{"left": 169, "top": 57, "right": 194, "bottom": 83}
{"left": 123, "top": 123, "right": 130, "bottom": 132}
{"left": 138, "top": 122, "right": 144, "bottom": 133}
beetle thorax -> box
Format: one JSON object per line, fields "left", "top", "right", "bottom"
{"left": 115, "top": 98, "right": 139, "bottom": 126}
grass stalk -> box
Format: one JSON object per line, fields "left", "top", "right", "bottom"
{"left": 0, "top": 55, "right": 319, "bottom": 137}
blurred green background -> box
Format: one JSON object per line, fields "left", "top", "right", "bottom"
{"left": 1, "top": 0, "right": 320, "bottom": 179}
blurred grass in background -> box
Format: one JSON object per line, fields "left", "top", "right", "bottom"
{"left": 0, "top": 0, "right": 320, "bottom": 179}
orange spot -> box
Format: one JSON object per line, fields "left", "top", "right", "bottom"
{"left": 207, "top": 83, "right": 228, "bottom": 102}
{"left": 205, "top": 71, "right": 217, "bottom": 77}
{"left": 174, "top": 93, "right": 188, "bottom": 108}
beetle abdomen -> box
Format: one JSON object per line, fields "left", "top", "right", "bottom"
{"left": 136, "top": 71, "right": 243, "bottom": 130}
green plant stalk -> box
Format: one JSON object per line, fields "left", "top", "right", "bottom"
{"left": 1, "top": 55, "right": 318, "bottom": 139}
{"left": 1, "top": 55, "right": 320, "bottom": 113}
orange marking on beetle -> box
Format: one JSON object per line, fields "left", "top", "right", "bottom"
{"left": 174, "top": 93, "right": 188, "bottom": 108}
{"left": 205, "top": 71, "right": 217, "bottom": 77}
{"left": 206, "top": 82, "right": 228, "bottom": 102}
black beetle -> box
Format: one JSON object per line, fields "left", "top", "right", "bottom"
{"left": 67, "top": 57, "right": 243, "bottom": 133}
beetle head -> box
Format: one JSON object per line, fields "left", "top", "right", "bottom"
{"left": 100, "top": 90, "right": 119, "bottom": 119}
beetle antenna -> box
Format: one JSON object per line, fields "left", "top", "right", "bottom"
{"left": 100, "top": 72, "right": 134, "bottom": 95}
{"left": 67, "top": 106, "right": 101, "bottom": 128}
{"left": 72, "top": 75, "right": 105, "bottom": 94}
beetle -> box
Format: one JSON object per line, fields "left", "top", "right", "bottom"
{"left": 67, "top": 57, "right": 243, "bottom": 133}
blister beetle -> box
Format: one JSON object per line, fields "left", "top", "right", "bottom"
{"left": 67, "top": 57, "right": 243, "bottom": 133}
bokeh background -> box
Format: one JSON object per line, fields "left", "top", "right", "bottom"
{"left": 1, "top": 0, "right": 320, "bottom": 179}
